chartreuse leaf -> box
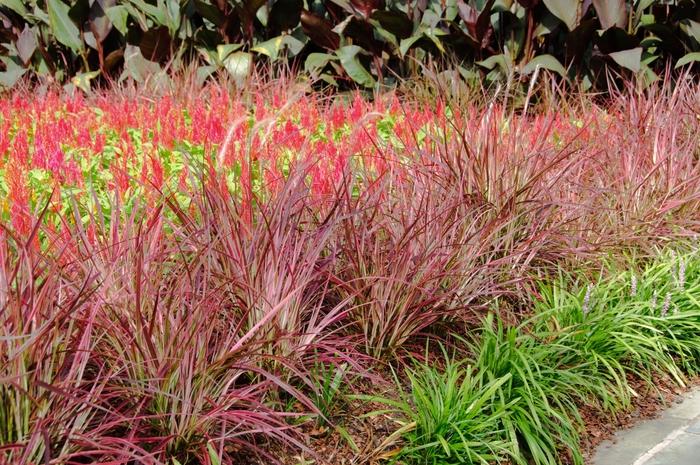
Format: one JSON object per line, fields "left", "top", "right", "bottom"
{"left": 72, "top": 70, "right": 101, "bottom": 92}
{"left": 252, "top": 36, "right": 285, "bottom": 60}
{"left": 0, "top": 0, "right": 28, "bottom": 16}
{"left": 521, "top": 54, "right": 567, "bottom": 78}
{"left": 252, "top": 35, "right": 304, "bottom": 60}
{"left": 542, "top": 0, "right": 579, "bottom": 31}
{"left": 47, "top": 0, "right": 84, "bottom": 52}
{"left": 675, "top": 52, "right": 700, "bottom": 68}
{"left": 206, "top": 443, "right": 221, "bottom": 465}
{"left": 639, "top": 63, "right": 659, "bottom": 89}
{"left": 609, "top": 47, "right": 642, "bottom": 72}
{"left": 336, "top": 45, "right": 375, "bottom": 88}
{"left": 217, "top": 43, "right": 243, "bottom": 62}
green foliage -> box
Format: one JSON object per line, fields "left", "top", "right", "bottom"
{"left": 364, "top": 348, "right": 515, "bottom": 465}
{"left": 366, "top": 245, "right": 700, "bottom": 465}
{"left": 308, "top": 359, "right": 350, "bottom": 422}
{"left": 466, "top": 316, "right": 587, "bottom": 465}
{"left": 1, "top": 0, "right": 700, "bottom": 89}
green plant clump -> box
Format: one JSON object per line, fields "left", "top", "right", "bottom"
{"left": 368, "top": 246, "right": 700, "bottom": 465}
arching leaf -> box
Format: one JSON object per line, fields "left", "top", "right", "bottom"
{"left": 47, "top": 0, "right": 84, "bottom": 52}
{"left": 337, "top": 45, "right": 374, "bottom": 87}
{"left": 592, "top": 0, "right": 626, "bottom": 30}
{"left": 251, "top": 35, "right": 304, "bottom": 60}
{"left": 608, "top": 47, "right": 642, "bottom": 72}
{"left": 305, "top": 52, "right": 337, "bottom": 74}
{"left": 680, "top": 19, "right": 700, "bottom": 45}
{"left": 521, "top": 54, "right": 567, "bottom": 77}
{"left": 675, "top": 52, "right": 700, "bottom": 68}
{"left": 542, "top": 0, "right": 580, "bottom": 31}
{"left": 0, "top": 0, "right": 28, "bottom": 16}
{"left": 105, "top": 5, "right": 129, "bottom": 35}
{"left": 399, "top": 34, "right": 423, "bottom": 57}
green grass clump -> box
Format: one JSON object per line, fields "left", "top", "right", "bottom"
{"left": 466, "top": 316, "right": 587, "bottom": 465}
{"left": 370, "top": 246, "right": 700, "bottom": 465}
{"left": 365, "top": 347, "right": 515, "bottom": 465}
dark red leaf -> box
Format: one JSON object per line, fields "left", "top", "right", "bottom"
{"left": 138, "top": 26, "right": 171, "bottom": 62}
{"left": 300, "top": 10, "right": 340, "bottom": 50}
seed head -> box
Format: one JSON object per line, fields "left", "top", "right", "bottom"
{"left": 630, "top": 274, "right": 638, "bottom": 297}
{"left": 583, "top": 284, "right": 593, "bottom": 315}
{"left": 670, "top": 250, "right": 677, "bottom": 281}
{"left": 661, "top": 292, "right": 672, "bottom": 317}
{"left": 678, "top": 259, "right": 686, "bottom": 290}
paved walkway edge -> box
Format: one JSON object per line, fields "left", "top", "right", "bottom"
{"left": 592, "top": 387, "right": 700, "bottom": 465}
{"left": 631, "top": 424, "right": 688, "bottom": 465}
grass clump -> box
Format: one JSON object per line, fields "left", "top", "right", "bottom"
{"left": 366, "top": 348, "right": 515, "bottom": 465}
{"left": 466, "top": 316, "right": 587, "bottom": 465}
{"left": 369, "top": 246, "right": 700, "bottom": 465}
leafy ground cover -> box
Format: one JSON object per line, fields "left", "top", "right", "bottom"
{"left": 2, "top": 77, "right": 700, "bottom": 464}
{"left": 364, "top": 246, "right": 700, "bottom": 465}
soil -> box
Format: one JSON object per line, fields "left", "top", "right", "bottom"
{"left": 257, "top": 359, "right": 700, "bottom": 465}
{"left": 279, "top": 375, "right": 402, "bottom": 465}
{"left": 265, "top": 372, "right": 700, "bottom": 465}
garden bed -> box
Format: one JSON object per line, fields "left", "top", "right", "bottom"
{"left": 2, "top": 78, "right": 700, "bottom": 465}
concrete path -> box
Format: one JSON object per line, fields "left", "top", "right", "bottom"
{"left": 592, "top": 387, "right": 700, "bottom": 465}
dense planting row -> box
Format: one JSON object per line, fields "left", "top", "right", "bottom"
{"left": 367, "top": 247, "right": 700, "bottom": 465}
{"left": 2, "top": 0, "right": 700, "bottom": 90}
{"left": 2, "top": 80, "right": 700, "bottom": 464}
{"left": 1, "top": 80, "right": 698, "bottom": 244}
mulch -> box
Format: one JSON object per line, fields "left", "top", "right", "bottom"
{"left": 254, "top": 370, "right": 700, "bottom": 465}
{"left": 579, "top": 373, "right": 700, "bottom": 463}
